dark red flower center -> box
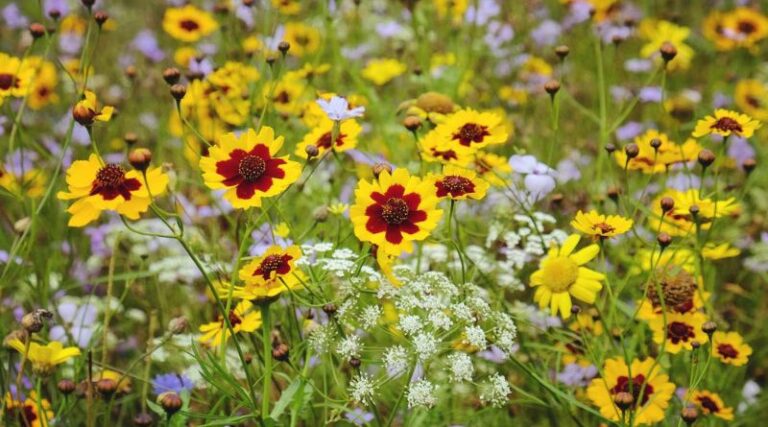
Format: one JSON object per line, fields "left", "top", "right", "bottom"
{"left": 717, "top": 343, "right": 739, "bottom": 359}
{"left": 452, "top": 123, "right": 490, "bottom": 147}
{"left": 179, "top": 19, "right": 200, "bottom": 32}
{"left": 697, "top": 396, "right": 720, "bottom": 414}
{"left": 274, "top": 91, "right": 291, "bottom": 104}
{"left": 317, "top": 132, "right": 347, "bottom": 149}
{"left": 738, "top": 20, "right": 756, "bottom": 34}
{"left": 253, "top": 253, "right": 293, "bottom": 280}
{"left": 593, "top": 222, "right": 615, "bottom": 234}
{"left": 0, "top": 73, "right": 15, "bottom": 90}
{"left": 227, "top": 310, "right": 242, "bottom": 327}
{"left": 380, "top": 198, "right": 410, "bottom": 225}
{"left": 365, "top": 184, "right": 427, "bottom": 245}
{"left": 436, "top": 175, "right": 475, "bottom": 198}
{"left": 611, "top": 374, "right": 653, "bottom": 408}
{"left": 90, "top": 164, "right": 142, "bottom": 201}
{"left": 711, "top": 117, "right": 743, "bottom": 133}
{"left": 20, "top": 403, "right": 38, "bottom": 424}
{"left": 430, "top": 147, "right": 458, "bottom": 161}
{"left": 238, "top": 155, "right": 267, "bottom": 183}
{"left": 667, "top": 321, "right": 695, "bottom": 344}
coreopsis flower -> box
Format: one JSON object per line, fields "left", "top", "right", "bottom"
{"left": 199, "top": 127, "right": 301, "bottom": 209}
{"left": 571, "top": 210, "right": 633, "bottom": 240}
{"left": 4, "top": 391, "right": 54, "bottom": 427}
{"left": 473, "top": 151, "right": 512, "bottom": 187}
{"left": 529, "top": 234, "right": 604, "bottom": 319}
{"left": 419, "top": 128, "right": 471, "bottom": 165}
{"left": 613, "top": 129, "right": 701, "bottom": 173}
{"left": 295, "top": 119, "right": 362, "bottom": 158}
{"left": 639, "top": 19, "right": 694, "bottom": 70}
{"left": 198, "top": 301, "right": 262, "bottom": 347}
{"left": 26, "top": 57, "right": 59, "bottom": 110}
{"left": 7, "top": 339, "right": 80, "bottom": 375}
{"left": 701, "top": 243, "right": 740, "bottom": 260}
{"left": 434, "top": 109, "right": 509, "bottom": 154}
{"left": 315, "top": 96, "right": 365, "bottom": 122}
{"left": 430, "top": 165, "right": 489, "bottom": 201}
{"left": 649, "top": 189, "right": 740, "bottom": 236}
{"left": 271, "top": 0, "right": 302, "bottom": 15}
{"left": 433, "top": 0, "right": 469, "bottom": 24}
{"left": 282, "top": 22, "right": 321, "bottom": 57}
{"left": 350, "top": 168, "right": 443, "bottom": 255}
{"left": 637, "top": 267, "right": 706, "bottom": 321}
{"left": 711, "top": 331, "right": 752, "bottom": 366}
{"left": 56, "top": 154, "right": 169, "bottom": 227}
{"left": 649, "top": 311, "right": 708, "bottom": 353}
{"left": 0, "top": 53, "right": 35, "bottom": 102}
{"left": 734, "top": 79, "right": 768, "bottom": 121}
{"left": 72, "top": 90, "right": 114, "bottom": 126}
{"left": 692, "top": 109, "right": 761, "bottom": 138}
{"left": 703, "top": 8, "right": 768, "bottom": 51}
{"left": 361, "top": 58, "right": 407, "bottom": 86}
{"left": 162, "top": 5, "right": 218, "bottom": 43}
{"left": 265, "top": 73, "right": 307, "bottom": 116}
{"left": 0, "top": 166, "right": 46, "bottom": 198}
{"left": 236, "top": 245, "right": 305, "bottom": 300}
{"left": 689, "top": 390, "right": 734, "bottom": 421}
{"left": 587, "top": 357, "right": 675, "bottom": 425}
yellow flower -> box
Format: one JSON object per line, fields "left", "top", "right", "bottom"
{"left": 692, "top": 109, "right": 761, "bottom": 138}
{"left": 282, "top": 22, "right": 321, "bottom": 57}
{"left": 735, "top": 79, "right": 768, "bottom": 121}
{"left": 429, "top": 165, "right": 489, "bottom": 201}
{"left": 471, "top": 151, "right": 512, "bottom": 187}
{"left": 295, "top": 119, "right": 362, "bottom": 158}
{"left": 274, "top": 222, "right": 290, "bottom": 238}
{"left": 571, "top": 210, "right": 633, "bottom": 240}
{"left": 163, "top": 5, "right": 218, "bottom": 43}
{"left": 433, "top": 0, "right": 468, "bottom": 24}
{"left": 703, "top": 8, "right": 768, "bottom": 51}
{"left": 4, "top": 391, "right": 54, "bottom": 427}
{"left": 72, "top": 90, "right": 114, "bottom": 126}
{"left": 0, "top": 167, "right": 46, "bottom": 198}
{"left": 350, "top": 168, "right": 443, "bottom": 256}
{"left": 649, "top": 311, "right": 708, "bottom": 353}
{"left": 649, "top": 189, "right": 740, "bottom": 236}
{"left": 7, "top": 339, "right": 80, "bottom": 376}
{"left": 242, "top": 36, "right": 263, "bottom": 55}
{"left": 199, "top": 127, "right": 301, "bottom": 209}
{"left": 174, "top": 46, "right": 198, "bottom": 67}
{"left": 689, "top": 390, "right": 734, "bottom": 421}
{"left": 272, "top": 0, "right": 302, "bottom": 15}
{"left": 237, "top": 245, "right": 305, "bottom": 300}
{"left": 57, "top": 154, "right": 169, "bottom": 227}
{"left": 265, "top": 73, "right": 307, "bottom": 116}
{"left": 587, "top": 357, "right": 675, "bottom": 425}
{"left": 432, "top": 109, "right": 509, "bottom": 155}
{"left": 639, "top": 19, "right": 694, "bottom": 71}
{"left": 329, "top": 202, "right": 348, "bottom": 215}
{"left": 701, "top": 242, "right": 740, "bottom": 260}
{"left": 206, "top": 61, "right": 260, "bottom": 126}
{"left": 376, "top": 248, "right": 403, "bottom": 287}
{"left": 419, "top": 127, "right": 472, "bottom": 166}
{"left": 529, "top": 234, "right": 604, "bottom": 319}
{"left": 199, "top": 300, "right": 262, "bottom": 347}
{"left": 711, "top": 331, "right": 752, "bottom": 366}
{"left": 361, "top": 58, "right": 407, "bottom": 86}
{"left": 26, "top": 57, "right": 59, "bottom": 110}
{"left": 613, "top": 129, "right": 701, "bottom": 173}
{"left": 0, "top": 52, "right": 35, "bottom": 101}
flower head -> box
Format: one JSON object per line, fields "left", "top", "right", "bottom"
{"left": 711, "top": 331, "right": 752, "bottom": 366}
{"left": 162, "top": 5, "right": 218, "bottom": 42}
{"left": 7, "top": 339, "right": 80, "bottom": 376}
{"left": 692, "top": 109, "right": 761, "bottom": 138}
{"left": 236, "top": 245, "right": 305, "bottom": 301}
{"left": 649, "top": 311, "right": 708, "bottom": 353}
{"left": 433, "top": 109, "right": 509, "bottom": 155}
{"left": 571, "top": 210, "right": 633, "bottom": 240}
{"left": 295, "top": 119, "right": 362, "bottom": 158}
{"left": 315, "top": 96, "right": 365, "bottom": 121}
{"left": 199, "top": 300, "right": 262, "bottom": 347}
{"left": 689, "top": 390, "right": 734, "bottom": 421}
{"left": 4, "top": 391, "right": 54, "bottom": 427}
{"left": 72, "top": 91, "right": 114, "bottom": 126}
{"left": 361, "top": 58, "right": 406, "bottom": 86}
{"left": 430, "top": 165, "right": 489, "bottom": 201}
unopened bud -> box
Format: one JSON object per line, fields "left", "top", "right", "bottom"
{"left": 57, "top": 379, "right": 76, "bottom": 395}
{"left": 697, "top": 149, "right": 715, "bottom": 168}
{"left": 689, "top": 204, "right": 700, "bottom": 217}
{"left": 660, "top": 197, "right": 675, "bottom": 212}
{"left": 607, "top": 186, "right": 621, "bottom": 200}
{"left": 170, "top": 84, "right": 186, "bottom": 102}
{"left": 742, "top": 158, "right": 756, "bottom": 174}
{"left": 349, "top": 357, "right": 361, "bottom": 368}
{"left": 313, "top": 206, "right": 329, "bottom": 222}
{"left": 702, "top": 321, "right": 717, "bottom": 336}
{"left": 158, "top": 392, "right": 182, "bottom": 415}
{"left": 322, "top": 303, "right": 337, "bottom": 315}
{"left": 372, "top": 163, "right": 392, "bottom": 178}
{"left": 604, "top": 143, "right": 616, "bottom": 154}
{"left": 128, "top": 148, "right": 152, "bottom": 171}
{"left": 657, "top": 233, "right": 672, "bottom": 248}
{"left": 272, "top": 343, "right": 289, "bottom": 361}
{"left": 278, "top": 41, "right": 290, "bottom": 55}
{"left": 168, "top": 316, "right": 188, "bottom": 335}
{"left": 660, "top": 42, "right": 678, "bottom": 62}
{"left": 133, "top": 412, "right": 154, "bottom": 426}
{"left": 29, "top": 23, "right": 46, "bottom": 39}
{"left": 650, "top": 138, "right": 662, "bottom": 150}
{"left": 124, "top": 132, "right": 139, "bottom": 146}
{"left": 94, "top": 11, "right": 108, "bottom": 27}
{"left": 555, "top": 45, "right": 570, "bottom": 60}
{"left": 681, "top": 407, "right": 698, "bottom": 425}
{"left": 570, "top": 305, "right": 581, "bottom": 315}
{"left": 544, "top": 80, "right": 561, "bottom": 96}
{"left": 614, "top": 392, "right": 634, "bottom": 411}
{"left": 162, "top": 67, "right": 181, "bottom": 85}
{"left": 403, "top": 116, "right": 422, "bottom": 132}
{"left": 96, "top": 378, "right": 117, "bottom": 397}
{"left": 81, "top": 0, "right": 96, "bottom": 10}
{"left": 304, "top": 144, "right": 319, "bottom": 159}
{"left": 624, "top": 143, "right": 639, "bottom": 159}
{"left": 21, "top": 309, "right": 53, "bottom": 333}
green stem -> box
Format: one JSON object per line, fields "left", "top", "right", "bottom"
{"left": 261, "top": 302, "right": 273, "bottom": 421}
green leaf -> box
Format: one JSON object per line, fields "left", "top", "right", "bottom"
{"left": 270, "top": 378, "right": 303, "bottom": 420}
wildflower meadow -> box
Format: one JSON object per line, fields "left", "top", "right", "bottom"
{"left": 2, "top": 0, "right": 768, "bottom": 426}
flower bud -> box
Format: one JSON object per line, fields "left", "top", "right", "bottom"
{"left": 689, "top": 204, "right": 700, "bottom": 217}
{"left": 170, "top": 84, "right": 186, "bottom": 102}
{"left": 124, "top": 132, "right": 139, "bottom": 146}
{"left": 304, "top": 144, "right": 319, "bottom": 159}
{"left": 168, "top": 316, "right": 189, "bottom": 335}
{"left": 614, "top": 392, "right": 634, "bottom": 411}
{"left": 21, "top": 309, "right": 53, "bottom": 333}
{"left": 57, "top": 379, "right": 76, "bottom": 395}
{"left": 81, "top": 0, "right": 96, "bottom": 10}
{"left": 657, "top": 233, "right": 672, "bottom": 248}
{"left": 624, "top": 143, "right": 639, "bottom": 159}
{"left": 555, "top": 45, "right": 570, "bottom": 60}
{"left": 681, "top": 407, "right": 698, "bottom": 425}
{"left": 278, "top": 41, "right": 290, "bottom": 55}
{"left": 158, "top": 392, "right": 182, "bottom": 416}
{"left": 14, "top": 217, "right": 32, "bottom": 234}
{"left": 650, "top": 138, "right": 662, "bottom": 150}
{"left": 570, "top": 305, "right": 581, "bottom": 315}
{"left": 96, "top": 378, "right": 117, "bottom": 398}
{"left": 29, "top": 23, "right": 46, "bottom": 39}
{"left": 162, "top": 67, "right": 181, "bottom": 85}
{"left": 133, "top": 412, "right": 154, "bottom": 426}
{"left": 604, "top": 143, "right": 616, "bottom": 154}
{"left": 73, "top": 103, "right": 96, "bottom": 127}
{"left": 322, "top": 303, "right": 337, "bottom": 315}
{"left": 124, "top": 65, "right": 138, "bottom": 80}
{"left": 544, "top": 80, "right": 560, "bottom": 96}
{"left": 607, "top": 186, "right": 621, "bottom": 200}
{"left": 128, "top": 148, "right": 152, "bottom": 171}
{"left": 742, "top": 158, "right": 756, "bottom": 174}
{"left": 660, "top": 42, "right": 678, "bottom": 62}
{"left": 403, "top": 116, "right": 422, "bottom": 132}
{"left": 660, "top": 197, "right": 674, "bottom": 212}
{"left": 313, "top": 206, "right": 329, "bottom": 222}
{"left": 697, "top": 149, "right": 715, "bottom": 168}
{"left": 94, "top": 11, "right": 108, "bottom": 27}
{"left": 702, "top": 321, "right": 717, "bottom": 336}
{"left": 372, "top": 163, "right": 392, "bottom": 178}
{"left": 243, "top": 0, "right": 256, "bottom": 6}
{"left": 349, "top": 357, "right": 362, "bottom": 368}
{"left": 272, "top": 343, "right": 289, "bottom": 362}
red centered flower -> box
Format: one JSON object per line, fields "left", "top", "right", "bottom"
{"left": 430, "top": 165, "right": 489, "bottom": 201}
{"left": 252, "top": 253, "right": 294, "bottom": 281}
{"left": 610, "top": 374, "right": 653, "bottom": 407}
{"left": 452, "top": 123, "right": 491, "bottom": 147}
{"left": 365, "top": 185, "right": 426, "bottom": 245}
{"left": 90, "top": 164, "right": 142, "bottom": 201}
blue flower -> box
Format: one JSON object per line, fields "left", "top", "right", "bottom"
{"left": 152, "top": 373, "right": 195, "bottom": 395}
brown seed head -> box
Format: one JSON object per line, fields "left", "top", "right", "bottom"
{"left": 349, "top": 357, "right": 362, "bottom": 368}
{"left": 21, "top": 309, "right": 53, "bottom": 333}
{"left": 372, "top": 163, "right": 393, "bottom": 179}
{"left": 96, "top": 378, "right": 117, "bottom": 397}
{"left": 94, "top": 11, "right": 108, "bottom": 26}
{"left": 322, "top": 303, "right": 337, "bottom": 315}
{"left": 697, "top": 149, "right": 715, "bottom": 168}
{"left": 681, "top": 407, "right": 698, "bottom": 425}
{"left": 555, "top": 45, "right": 570, "bottom": 59}
{"left": 29, "top": 23, "right": 46, "bottom": 39}
{"left": 660, "top": 42, "right": 678, "bottom": 62}
{"left": 278, "top": 41, "right": 291, "bottom": 54}
{"left": 544, "top": 80, "right": 561, "bottom": 96}
{"left": 124, "top": 132, "right": 139, "bottom": 146}
{"left": 168, "top": 316, "right": 189, "bottom": 335}
{"left": 702, "top": 321, "right": 717, "bottom": 336}
{"left": 403, "top": 116, "right": 422, "bottom": 132}
{"left": 128, "top": 148, "right": 152, "bottom": 171}
{"left": 170, "top": 84, "right": 187, "bottom": 102}
{"left": 304, "top": 144, "right": 319, "bottom": 159}
{"left": 624, "top": 143, "right": 639, "bottom": 159}
{"left": 162, "top": 67, "right": 181, "bottom": 85}
{"left": 272, "top": 343, "right": 290, "bottom": 361}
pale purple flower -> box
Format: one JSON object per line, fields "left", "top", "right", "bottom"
{"left": 44, "top": 0, "right": 70, "bottom": 17}
{"left": 625, "top": 58, "right": 653, "bottom": 73}
{"left": 598, "top": 24, "right": 632, "bottom": 44}
{"left": 59, "top": 33, "right": 84, "bottom": 55}
{"left": 638, "top": 86, "right": 663, "bottom": 103}
{"left": 611, "top": 86, "right": 632, "bottom": 103}
{"left": 666, "top": 173, "right": 700, "bottom": 191}
{"left": 345, "top": 408, "right": 375, "bottom": 426}
{"left": 236, "top": 5, "right": 254, "bottom": 28}
{"left": 466, "top": 0, "right": 500, "bottom": 26}
{"left": 376, "top": 20, "right": 408, "bottom": 38}
{"left": 728, "top": 137, "right": 755, "bottom": 165}
{"left": 131, "top": 30, "right": 165, "bottom": 62}
{"left": 530, "top": 20, "right": 561, "bottom": 46}
{"left": 478, "top": 345, "right": 511, "bottom": 363}
{"left": 49, "top": 301, "right": 98, "bottom": 348}
{"left": 713, "top": 92, "right": 732, "bottom": 109}
{"left": 485, "top": 21, "right": 514, "bottom": 54}
{"left": 249, "top": 223, "right": 293, "bottom": 256}
{"left": 556, "top": 363, "right": 598, "bottom": 387}
{"left": 509, "top": 155, "right": 557, "bottom": 202}
{"left": 616, "top": 121, "right": 644, "bottom": 140}
{"left": 316, "top": 96, "right": 365, "bottom": 121}
{"left": 2, "top": 4, "right": 29, "bottom": 29}
{"left": 562, "top": 2, "right": 592, "bottom": 28}
{"left": 189, "top": 57, "right": 214, "bottom": 76}
{"left": 152, "top": 373, "right": 195, "bottom": 395}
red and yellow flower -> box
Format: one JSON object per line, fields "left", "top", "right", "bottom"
{"left": 199, "top": 300, "right": 262, "bottom": 347}
{"left": 692, "top": 109, "right": 761, "bottom": 138}
{"left": 649, "top": 311, "right": 708, "bottom": 353}
{"left": 432, "top": 109, "right": 509, "bottom": 155}
{"left": 689, "top": 390, "right": 734, "bottom": 421}
{"left": 162, "top": 5, "right": 218, "bottom": 43}
{"left": 4, "top": 391, "right": 54, "bottom": 427}
{"left": 350, "top": 168, "right": 443, "bottom": 255}
{"left": 72, "top": 90, "right": 114, "bottom": 127}
{"left": 649, "top": 189, "right": 740, "bottom": 236}
{"left": 613, "top": 129, "right": 701, "bottom": 173}
{"left": 236, "top": 245, "right": 305, "bottom": 301}
{"left": 57, "top": 154, "right": 169, "bottom": 227}
{"left": 295, "top": 119, "right": 362, "bottom": 158}
{"left": 429, "top": 165, "right": 489, "bottom": 201}
{"left": 571, "top": 210, "right": 633, "bottom": 240}
{"left": 200, "top": 127, "right": 301, "bottom": 209}
{"left": 711, "top": 331, "right": 752, "bottom": 366}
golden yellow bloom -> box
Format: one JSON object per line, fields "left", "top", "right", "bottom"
{"left": 433, "top": 0, "right": 468, "bottom": 24}
{"left": 282, "top": 22, "right": 321, "bottom": 57}
{"left": 429, "top": 165, "right": 489, "bottom": 201}
{"left": 361, "top": 58, "right": 407, "bottom": 86}
{"left": 265, "top": 73, "right": 307, "bottom": 117}
{"left": 57, "top": 154, "right": 169, "bottom": 227}
{"left": 571, "top": 210, "right": 633, "bottom": 239}
{"left": 692, "top": 109, "right": 761, "bottom": 138}
{"left": 639, "top": 19, "right": 694, "bottom": 71}
{"left": 702, "top": 242, "right": 740, "bottom": 260}
{"left": 432, "top": 109, "right": 509, "bottom": 156}
{"left": 242, "top": 36, "right": 263, "bottom": 55}
{"left": 614, "top": 130, "right": 701, "bottom": 173}
{"left": 419, "top": 128, "right": 472, "bottom": 166}
{"left": 471, "top": 151, "right": 512, "bottom": 187}
{"left": 735, "top": 79, "right": 768, "bottom": 121}
{"left": 72, "top": 90, "right": 114, "bottom": 126}
{"left": 376, "top": 248, "right": 403, "bottom": 287}
{"left": 4, "top": 391, "right": 54, "bottom": 427}
{"left": 529, "top": 234, "right": 604, "bottom": 319}
{"left": 237, "top": 245, "right": 305, "bottom": 300}
{"left": 163, "top": 5, "right": 218, "bottom": 43}
{"left": 649, "top": 311, "right": 708, "bottom": 353}
{"left": 26, "top": 57, "right": 59, "bottom": 110}
{"left": 199, "top": 127, "right": 301, "bottom": 209}
{"left": 711, "top": 331, "right": 752, "bottom": 366}
{"left": 0, "top": 53, "right": 35, "bottom": 101}
{"left": 329, "top": 202, "right": 348, "bottom": 215}
{"left": 199, "top": 300, "right": 262, "bottom": 347}
{"left": 7, "top": 339, "right": 80, "bottom": 376}
{"left": 587, "top": 357, "right": 675, "bottom": 425}
{"left": 689, "top": 390, "right": 734, "bottom": 421}
{"left": 649, "top": 189, "right": 740, "bottom": 236}
{"left": 704, "top": 8, "right": 768, "bottom": 51}
{"left": 351, "top": 168, "right": 443, "bottom": 255}
{"left": 295, "top": 119, "right": 362, "bottom": 158}
{"left": 0, "top": 167, "right": 46, "bottom": 199}
{"left": 272, "top": 0, "right": 302, "bottom": 15}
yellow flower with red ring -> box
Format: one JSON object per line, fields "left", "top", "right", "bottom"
{"left": 163, "top": 5, "right": 218, "bottom": 43}
{"left": 649, "top": 311, "right": 708, "bottom": 353}
{"left": 429, "top": 165, "right": 489, "bottom": 201}
{"left": 587, "top": 357, "right": 675, "bottom": 425}
{"left": 237, "top": 245, "right": 305, "bottom": 301}
{"left": 529, "top": 234, "right": 604, "bottom": 319}
{"left": 649, "top": 189, "right": 740, "bottom": 236}
{"left": 571, "top": 210, "right": 633, "bottom": 240}
{"left": 434, "top": 109, "right": 509, "bottom": 155}
{"left": 692, "top": 109, "right": 761, "bottom": 138}
{"left": 57, "top": 154, "right": 169, "bottom": 227}
{"left": 735, "top": 79, "right": 768, "bottom": 121}
{"left": 72, "top": 90, "right": 114, "bottom": 126}
{"left": 613, "top": 129, "right": 701, "bottom": 173}
{"left": 350, "top": 168, "right": 443, "bottom": 256}
{"left": 5, "top": 391, "right": 54, "bottom": 427}
{"left": 199, "top": 300, "right": 262, "bottom": 347}
{"left": 689, "top": 390, "right": 734, "bottom": 421}
{"left": 711, "top": 331, "right": 752, "bottom": 366}
{"left": 200, "top": 127, "right": 301, "bottom": 209}
{"left": 282, "top": 22, "right": 321, "bottom": 57}
{"left": 295, "top": 119, "right": 362, "bottom": 158}
{"left": 419, "top": 128, "right": 472, "bottom": 165}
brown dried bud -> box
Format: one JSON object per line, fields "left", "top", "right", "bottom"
{"left": 132, "top": 412, "right": 154, "bottom": 426}
{"left": 702, "top": 321, "right": 717, "bottom": 336}
{"left": 272, "top": 343, "right": 289, "bottom": 362}
{"left": 313, "top": 206, "right": 329, "bottom": 222}
{"left": 681, "top": 407, "right": 698, "bottom": 425}
{"left": 244, "top": 353, "right": 253, "bottom": 364}
{"left": 607, "top": 186, "right": 621, "bottom": 200}
{"left": 162, "top": 67, "right": 181, "bottom": 85}
{"left": 158, "top": 392, "right": 183, "bottom": 415}
{"left": 614, "top": 392, "right": 634, "bottom": 411}
{"left": 124, "top": 65, "right": 137, "bottom": 79}
{"left": 624, "top": 143, "right": 639, "bottom": 159}
{"left": 128, "top": 148, "right": 152, "bottom": 171}
{"left": 660, "top": 42, "right": 678, "bottom": 62}
{"left": 742, "top": 158, "right": 756, "bottom": 173}
{"left": 403, "top": 116, "right": 422, "bottom": 132}
{"left": 372, "top": 163, "right": 393, "bottom": 178}
{"left": 660, "top": 197, "right": 675, "bottom": 212}
{"left": 21, "top": 309, "right": 53, "bottom": 333}
{"left": 689, "top": 204, "right": 700, "bottom": 216}
{"left": 81, "top": 0, "right": 96, "bottom": 9}
{"left": 94, "top": 11, "right": 108, "bottom": 26}
{"left": 73, "top": 103, "right": 96, "bottom": 127}
{"left": 570, "top": 305, "right": 581, "bottom": 315}
{"left": 48, "top": 9, "right": 61, "bottom": 20}
{"left": 657, "top": 233, "right": 672, "bottom": 248}
{"left": 96, "top": 378, "right": 117, "bottom": 397}
{"left": 167, "top": 316, "right": 189, "bottom": 335}
{"left": 278, "top": 41, "right": 291, "bottom": 54}
{"left": 550, "top": 193, "right": 564, "bottom": 205}
{"left": 690, "top": 340, "right": 701, "bottom": 350}
{"left": 266, "top": 54, "right": 278, "bottom": 66}
{"left": 646, "top": 267, "right": 697, "bottom": 311}
{"left": 170, "top": 84, "right": 186, "bottom": 102}
{"left": 544, "top": 80, "right": 561, "bottom": 96}
{"left": 555, "top": 45, "right": 570, "bottom": 59}
{"left": 604, "top": 143, "right": 616, "bottom": 154}
{"left": 29, "top": 23, "right": 46, "bottom": 39}
{"left": 124, "top": 132, "right": 139, "bottom": 146}
{"left": 3, "top": 330, "right": 28, "bottom": 349}
{"left": 697, "top": 149, "right": 715, "bottom": 168}
{"left": 650, "top": 138, "right": 662, "bottom": 150}
{"left": 322, "top": 303, "right": 337, "bottom": 315}
{"left": 349, "top": 357, "right": 362, "bottom": 368}
{"left": 57, "top": 379, "right": 76, "bottom": 395}
{"left": 242, "top": 0, "right": 256, "bottom": 6}
{"left": 304, "top": 144, "right": 319, "bottom": 159}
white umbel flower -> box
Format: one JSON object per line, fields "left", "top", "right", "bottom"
{"left": 383, "top": 345, "right": 409, "bottom": 377}
{"left": 447, "top": 353, "right": 474, "bottom": 383}
{"left": 480, "top": 373, "right": 511, "bottom": 407}
{"left": 359, "top": 305, "right": 382, "bottom": 330}
{"left": 464, "top": 325, "right": 487, "bottom": 349}
{"left": 407, "top": 379, "right": 437, "bottom": 408}
{"left": 413, "top": 332, "right": 439, "bottom": 361}
{"left": 349, "top": 373, "right": 376, "bottom": 403}
{"left": 337, "top": 335, "right": 362, "bottom": 361}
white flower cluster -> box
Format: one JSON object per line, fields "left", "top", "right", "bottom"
{"left": 349, "top": 373, "right": 376, "bottom": 404}
{"left": 447, "top": 353, "right": 474, "bottom": 383}
{"left": 480, "top": 373, "right": 512, "bottom": 408}
{"left": 407, "top": 379, "right": 437, "bottom": 408}
{"left": 337, "top": 334, "right": 362, "bottom": 361}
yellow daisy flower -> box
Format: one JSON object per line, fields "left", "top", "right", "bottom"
{"left": 272, "top": 0, "right": 302, "bottom": 15}
{"left": 361, "top": 58, "right": 407, "bottom": 86}
{"left": 419, "top": 128, "right": 472, "bottom": 166}
{"left": 433, "top": 109, "right": 509, "bottom": 155}
{"left": 350, "top": 168, "right": 443, "bottom": 256}
{"left": 199, "top": 127, "right": 301, "bottom": 209}
{"left": 429, "top": 165, "right": 489, "bottom": 201}
{"left": 734, "top": 79, "right": 768, "bottom": 121}
{"left": 4, "top": 391, "right": 54, "bottom": 427}
{"left": 638, "top": 19, "right": 695, "bottom": 71}
{"left": 613, "top": 129, "right": 701, "bottom": 173}
{"left": 649, "top": 311, "right": 708, "bottom": 354}
{"left": 26, "top": 57, "right": 59, "bottom": 110}
{"left": 72, "top": 90, "right": 114, "bottom": 127}
{"left": 0, "top": 167, "right": 46, "bottom": 199}
{"left": 689, "top": 390, "right": 734, "bottom": 421}
{"left": 692, "top": 109, "right": 761, "bottom": 138}
{"left": 57, "top": 154, "right": 169, "bottom": 227}
{"left": 282, "top": 22, "right": 321, "bottom": 57}
{"left": 0, "top": 53, "right": 35, "bottom": 101}
{"left": 571, "top": 210, "right": 633, "bottom": 240}
{"left": 471, "top": 151, "right": 512, "bottom": 187}
{"left": 199, "top": 300, "right": 262, "bottom": 347}
{"left": 162, "top": 5, "right": 218, "bottom": 43}
{"left": 711, "top": 331, "right": 752, "bottom": 366}
{"left": 701, "top": 242, "right": 740, "bottom": 260}
{"left": 649, "top": 189, "right": 740, "bottom": 236}
{"left": 529, "top": 234, "right": 604, "bottom": 319}
{"left": 295, "top": 119, "right": 362, "bottom": 158}
{"left": 236, "top": 245, "right": 305, "bottom": 301}
{"left": 7, "top": 339, "right": 81, "bottom": 376}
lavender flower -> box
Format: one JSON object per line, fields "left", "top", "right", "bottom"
{"left": 152, "top": 373, "right": 196, "bottom": 395}
{"left": 316, "top": 96, "right": 365, "bottom": 121}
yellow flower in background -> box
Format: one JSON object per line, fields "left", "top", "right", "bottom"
{"left": 692, "top": 109, "right": 761, "bottom": 138}
{"left": 429, "top": 165, "right": 489, "bottom": 201}
{"left": 702, "top": 243, "right": 740, "bottom": 260}
{"left": 587, "top": 357, "right": 675, "bottom": 425}
{"left": 26, "top": 58, "right": 59, "bottom": 110}
{"left": 419, "top": 128, "right": 472, "bottom": 166}
{"left": 163, "top": 5, "right": 218, "bottom": 43}
{"left": 4, "top": 391, "right": 54, "bottom": 427}
{"left": 639, "top": 19, "right": 694, "bottom": 71}
{"left": 471, "top": 151, "right": 512, "bottom": 187}
{"left": 735, "top": 79, "right": 768, "bottom": 121}
{"left": 7, "top": 339, "right": 80, "bottom": 376}
{"left": 614, "top": 129, "right": 700, "bottom": 173}
{"left": 0, "top": 167, "right": 46, "bottom": 198}
{"left": 282, "top": 22, "right": 321, "bottom": 57}
{"left": 0, "top": 53, "right": 35, "bottom": 101}
{"left": 433, "top": 0, "right": 468, "bottom": 23}
{"left": 433, "top": 109, "right": 509, "bottom": 155}
{"left": 328, "top": 202, "right": 348, "bottom": 215}
{"left": 238, "top": 245, "right": 305, "bottom": 300}
{"left": 571, "top": 210, "right": 633, "bottom": 240}
{"left": 274, "top": 222, "right": 291, "bottom": 238}
{"left": 649, "top": 189, "right": 740, "bottom": 236}
{"left": 242, "top": 36, "right": 263, "bottom": 55}
{"left": 704, "top": 8, "right": 768, "bottom": 51}
{"left": 529, "top": 234, "right": 604, "bottom": 319}
{"left": 362, "top": 58, "right": 407, "bottom": 86}
{"left": 173, "top": 46, "right": 198, "bottom": 67}
{"left": 72, "top": 90, "right": 114, "bottom": 126}
{"left": 266, "top": 73, "right": 307, "bottom": 116}
{"left": 689, "top": 390, "right": 734, "bottom": 421}
{"left": 520, "top": 56, "right": 553, "bottom": 81}
{"left": 633, "top": 248, "right": 696, "bottom": 275}
{"left": 711, "top": 331, "right": 752, "bottom": 366}
{"left": 57, "top": 154, "right": 169, "bottom": 227}
{"left": 96, "top": 369, "right": 132, "bottom": 394}
{"left": 295, "top": 119, "right": 362, "bottom": 158}
{"left": 649, "top": 311, "right": 708, "bottom": 353}
{"left": 199, "top": 300, "right": 262, "bottom": 347}
{"left": 272, "top": 0, "right": 302, "bottom": 15}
